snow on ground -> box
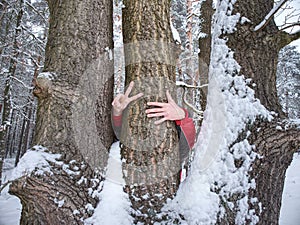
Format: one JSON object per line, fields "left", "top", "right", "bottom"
{"left": 84, "top": 141, "right": 133, "bottom": 225}
{"left": 279, "top": 152, "right": 300, "bottom": 225}
{"left": 0, "top": 147, "right": 299, "bottom": 225}
{"left": 0, "top": 158, "right": 22, "bottom": 225}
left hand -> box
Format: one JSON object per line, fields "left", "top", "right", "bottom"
{"left": 146, "top": 90, "right": 186, "bottom": 125}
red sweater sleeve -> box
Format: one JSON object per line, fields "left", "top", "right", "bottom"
{"left": 112, "top": 115, "right": 122, "bottom": 127}
{"left": 175, "top": 108, "right": 196, "bottom": 149}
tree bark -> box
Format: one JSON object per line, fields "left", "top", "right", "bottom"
{"left": 215, "top": 0, "right": 300, "bottom": 224}
{"left": 9, "top": 0, "right": 114, "bottom": 224}
{"left": 198, "top": 0, "right": 213, "bottom": 111}
{"left": 122, "top": 0, "right": 180, "bottom": 223}
{"left": 248, "top": 120, "right": 299, "bottom": 225}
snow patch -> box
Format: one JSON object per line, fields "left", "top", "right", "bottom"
{"left": 8, "top": 145, "right": 61, "bottom": 181}
{"left": 170, "top": 20, "right": 181, "bottom": 44}
{"left": 84, "top": 142, "right": 133, "bottom": 225}
{"left": 37, "top": 72, "right": 56, "bottom": 80}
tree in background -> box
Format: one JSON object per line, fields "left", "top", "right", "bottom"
{"left": 277, "top": 45, "right": 300, "bottom": 118}
{"left": 0, "top": 0, "right": 48, "bottom": 186}
{"left": 9, "top": 0, "right": 114, "bottom": 224}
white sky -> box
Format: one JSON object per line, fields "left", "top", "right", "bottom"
{"left": 275, "top": 0, "right": 300, "bottom": 51}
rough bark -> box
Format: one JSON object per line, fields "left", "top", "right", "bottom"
{"left": 248, "top": 120, "right": 300, "bottom": 225}
{"left": 198, "top": 0, "right": 213, "bottom": 111}
{"left": 216, "top": 0, "right": 300, "bottom": 224}
{"left": 122, "top": 0, "right": 180, "bottom": 223}
{"left": 9, "top": 0, "right": 114, "bottom": 224}
{"left": 228, "top": 0, "right": 284, "bottom": 116}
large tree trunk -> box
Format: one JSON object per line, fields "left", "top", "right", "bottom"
{"left": 9, "top": 0, "right": 114, "bottom": 224}
{"left": 215, "top": 0, "right": 300, "bottom": 224}
{"left": 121, "top": 0, "right": 180, "bottom": 223}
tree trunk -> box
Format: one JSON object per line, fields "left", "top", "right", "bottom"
{"left": 122, "top": 0, "right": 180, "bottom": 223}
{"left": 9, "top": 0, "right": 114, "bottom": 224}
{"left": 198, "top": 0, "right": 213, "bottom": 111}
{"left": 215, "top": 0, "right": 300, "bottom": 224}
{"left": 0, "top": 0, "right": 24, "bottom": 186}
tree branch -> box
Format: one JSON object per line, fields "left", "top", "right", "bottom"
{"left": 278, "top": 29, "right": 300, "bottom": 49}
{"left": 289, "top": 29, "right": 300, "bottom": 42}
{"left": 280, "top": 22, "right": 300, "bottom": 31}
{"left": 254, "top": 0, "right": 288, "bottom": 32}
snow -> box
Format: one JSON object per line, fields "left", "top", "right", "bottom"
{"left": 163, "top": 0, "right": 272, "bottom": 223}
{"left": 280, "top": 153, "right": 300, "bottom": 225}
{"left": 37, "top": 72, "right": 56, "bottom": 80}
{"left": 1, "top": 146, "right": 299, "bottom": 225}
{"left": 170, "top": 20, "right": 181, "bottom": 44}
{"left": 84, "top": 142, "right": 133, "bottom": 225}
{"left": 1, "top": 1, "right": 299, "bottom": 225}
{"left": 254, "top": 0, "right": 287, "bottom": 31}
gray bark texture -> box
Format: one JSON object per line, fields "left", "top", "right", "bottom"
{"left": 215, "top": 0, "right": 300, "bottom": 224}
{"left": 121, "top": 0, "right": 181, "bottom": 223}
{"left": 9, "top": 0, "right": 114, "bottom": 224}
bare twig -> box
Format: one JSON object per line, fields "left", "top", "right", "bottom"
{"left": 176, "top": 81, "right": 206, "bottom": 116}
{"left": 254, "top": 0, "right": 288, "bottom": 31}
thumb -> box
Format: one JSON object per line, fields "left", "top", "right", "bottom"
{"left": 166, "top": 90, "right": 174, "bottom": 103}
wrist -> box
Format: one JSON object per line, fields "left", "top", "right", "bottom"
{"left": 175, "top": 108, "right": 188, "bottom": 126}
{"left": 178, "top": 108, "right": 186, "bottom": 120}
{"left": 113, "top": 108, "right": 123, "bottom": 116}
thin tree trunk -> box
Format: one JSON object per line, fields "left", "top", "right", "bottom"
{"left": 21, "top": 106, "right": 32, "bottom": 156}
{"left": 122, "top": 0, "right": 180, "bottom": 223}
{"left": 15, "top": 114, "right": 26, "bottom": 166}
{"left": 198, "top": 0, "right": 213, "bottom": 112}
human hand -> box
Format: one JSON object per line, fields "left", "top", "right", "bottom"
{"left": 146, "top": 90, "right": 186, "bottom": 125}
{"left": 112, "top": 81, "right": 144, "bottom": 116}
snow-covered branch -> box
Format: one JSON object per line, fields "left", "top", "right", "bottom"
{"left": 254, "top": 0, "right": 288, "bottom": 31}
{"left": 25, "top": 0, "right": 48, "bottom": 22}
{"left": 176, "top": 80, "right": 208, "bottom": 89}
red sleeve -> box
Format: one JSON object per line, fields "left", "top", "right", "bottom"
{"left": 112, "top": 115, "right": 122, "bottom": 127}
{"left": 175, "top": 108, "right": 196, "bottom": 149}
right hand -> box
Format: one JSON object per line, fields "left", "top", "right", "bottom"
{"left": 112, "top": 81, "right": 144, "bottom": 116}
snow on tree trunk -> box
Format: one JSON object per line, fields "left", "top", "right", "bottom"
{"left": 9, "top": 0, "right": 114, "bottom": 224}
{"left": 163, "top": 0, "right": 300, "bottom": 224}
{"left": 121, "top": 0, "right": 181, "bottom": 223}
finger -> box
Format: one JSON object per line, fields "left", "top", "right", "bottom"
{"left": 112, "top": 94, "right": 122, "bottom": 105}
{"left": 166, "top": 90, "right": 174, "bottom": 103}
{"left": 147, "top": 102, "right": 165, "bottom": 107}
{"left": 154, "top": 117, "right": 166, "bottom": 125}
{"left": 128, "top": 92, "right": 144, "bottom": 102}
{"left": 124, "top": 81, "right": 134, "bottom": 97}
{"left": 146, "top": 108, "right": 164, "bottom": 114}
{"left": 147, "top": 112, "right": 165, "bottom": 118}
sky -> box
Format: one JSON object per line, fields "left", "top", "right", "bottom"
{"left": 274, "top": 0, "right": 300, "bottom": 51}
